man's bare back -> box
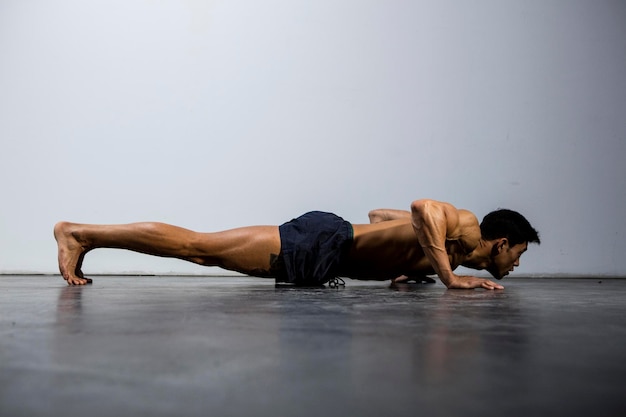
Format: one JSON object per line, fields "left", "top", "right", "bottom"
{"left": 54, "top": 199, "right": 540, "bottom": 290}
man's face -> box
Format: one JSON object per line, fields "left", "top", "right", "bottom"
{"left": 487, "top": 240, "right": 528, "bottom": 280}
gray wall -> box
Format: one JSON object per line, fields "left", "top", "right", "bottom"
{"left": 1, "top": 0, "right": 625, "bottom": 276}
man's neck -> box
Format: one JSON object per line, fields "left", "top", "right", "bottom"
{"left": 461, "top": 239, "right": 494, "bottom": 270}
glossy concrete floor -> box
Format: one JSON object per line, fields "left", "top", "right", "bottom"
{"left": 1, "top": 276, "right": 625, "bottom": 417}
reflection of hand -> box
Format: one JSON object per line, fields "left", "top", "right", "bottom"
{"left": 448, "top": 275, "right": 504, "bottom": 290}
{"left": 391, "top": 275, "right": 437, "bottom": 284}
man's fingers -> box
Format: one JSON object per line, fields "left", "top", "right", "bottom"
{"left": 482, "top": 280, "right": 504, "bottom": 290}
{"left": 448, "top": 276, "right": 505, "bottom": 290}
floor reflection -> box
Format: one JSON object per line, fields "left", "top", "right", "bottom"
{"left": 389, "top": 283, "right": 530, "bottom": 387}
{"left": 56, "top": 286, "right": 86, "bottom": 333}
{"left": 51, "top": 279, "right": 532, "bottom": 404}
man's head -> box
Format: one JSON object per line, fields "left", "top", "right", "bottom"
{"left": 480, "top": 209, "right": 540, "bottom": 279}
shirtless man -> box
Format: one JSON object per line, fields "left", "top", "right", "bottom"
{"left": 54, "top": 199, "right": 540, "bottom": 290}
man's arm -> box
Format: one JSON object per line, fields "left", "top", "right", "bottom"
{"left": 410, "top": 199, "right": 503, "bottom": 290}
{"left": 368, "top": 209, "right": 411, "bottom": 224}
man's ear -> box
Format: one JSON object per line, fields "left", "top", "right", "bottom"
{"left": 496, "top": 238, "right": 509, "bottom": 253}
{"left": 490, "top": 239, "right": 504, "bottom": 257}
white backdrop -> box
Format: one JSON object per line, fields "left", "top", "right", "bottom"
{"left": 1, "top": 0, "right": 625, "bottom": 276}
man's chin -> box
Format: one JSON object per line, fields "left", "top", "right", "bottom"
{"left": 488, "top": 269, "right": 507, "bottom": 280}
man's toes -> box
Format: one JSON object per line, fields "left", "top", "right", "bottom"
{"left": 67, "top": 276, "right": 92, "bottom": 285}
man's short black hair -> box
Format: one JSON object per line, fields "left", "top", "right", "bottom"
{"left": 480, "top": 209, "right": 540, "bottom": 246}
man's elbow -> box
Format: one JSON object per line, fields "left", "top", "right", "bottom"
{"left": 410, "top": 199, "right": 436, "bottom": 216}
{"left": 368, "top": 210, "right": 385, "bottom": 224}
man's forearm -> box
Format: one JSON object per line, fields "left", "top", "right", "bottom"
{"left": 419, "top": 245, "right": 456, "bottom": 287}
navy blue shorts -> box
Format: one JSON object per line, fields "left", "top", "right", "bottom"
{"left": 275, "top": 211, "right": 353, "bottom": 286}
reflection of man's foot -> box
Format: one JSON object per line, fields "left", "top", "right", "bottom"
{"left": 391, "top": 275, "right": 437, "bottom": 284}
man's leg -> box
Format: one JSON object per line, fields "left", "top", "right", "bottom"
{"left": 54, "top": 221, "right": 281, "bottom": 285}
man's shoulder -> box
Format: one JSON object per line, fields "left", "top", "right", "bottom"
{"left": 457, "top": 209, "right": 480, "bottom": 227}
{"left": 453, "top": 209, "right": 481, "bottom": 251}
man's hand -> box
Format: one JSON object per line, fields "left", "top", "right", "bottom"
{"left": 447, "top": 275, "right": 504, "bottom": 290}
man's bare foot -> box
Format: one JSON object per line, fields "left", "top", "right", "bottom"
{"left": 53, "top": 222, "right": 92, "bottom": 285}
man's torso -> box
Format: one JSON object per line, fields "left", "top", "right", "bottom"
{"left": 342, "top": 219, "right": 469, "bottom": 281}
